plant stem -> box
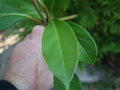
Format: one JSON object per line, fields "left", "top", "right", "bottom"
{"left": 37, "top": 0, "right": 50, "bottom": 24}
{"left": 31, "top": 18, "right": 46, "bottom": 26}
{"left": 31, "top": 0, "right": 46, "bottom": 24}
{"left": 59, "top": 14, "right": 77, "bottom": 21}
{"left": 42, "top": 5, "right": 50, "bottom": 23}
{"left": 0, "top": 13, "right": 46, "bottom": 26}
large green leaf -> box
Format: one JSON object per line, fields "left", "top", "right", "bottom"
{"left": 0, "top": 0, "right": 39, "bottom": 30}
{"left": 42, "top": 19, "right": 79, "bottom": 89}
{"left": 68, "top": 22, "right": 97, "bottom": 64}
{"left": 42, "top": 0, "right": 69, "bottom": 18}
{"left": 55, "top": 74, "right": 83, "bottom": 90}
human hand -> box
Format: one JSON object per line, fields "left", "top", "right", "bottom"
{"left": 3, "top": 26, "right": 53, "bottom": 90}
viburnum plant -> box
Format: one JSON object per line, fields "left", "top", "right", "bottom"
{"left": 0, "top": 0, "right": 97, "bottom": 90}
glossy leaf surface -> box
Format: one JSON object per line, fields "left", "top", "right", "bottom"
{"left": 42, "top": 20, "right": 79, "bottom": 89}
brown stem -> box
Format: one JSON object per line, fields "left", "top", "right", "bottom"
{"left": 31, "top": 0, "right": 46, "bottom": 24}
{"left": 30, "top": 18, "right": 46, "bottom": 26}
{"left": 42, "top": 5, "right": 50, "bottom": 24}
{"left": 37, "top": 1, "right": 50, "bottom": 24}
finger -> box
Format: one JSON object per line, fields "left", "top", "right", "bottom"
{"left": 31, "top": 26, "right": 44, "bottom": 40}
{"left": 24, "top": 34, "right": 31, "bottom": 40}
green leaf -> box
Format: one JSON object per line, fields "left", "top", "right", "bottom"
{"left": 42, "top": 0, "right": 69, "bottom": 18}
{"left": 0, "top": 13, "right": 38, "bottom": 30}
{"left": 55, "top": 74, "right": 83, "bottom": 90}
{"left": 0, "top": 13, "right": 35, "bottom": 19}
{"left": 0, "top": 0, "right": 39, "bottom": 30}
{"left": 0, "top": 0, "right": 4, "bottom": 9}
{"left": 42, "top": 19, "right": 79, "bottom": 89}
{"left": 68, "top": 22, "right": 97, "bottom": 64}
{"left": 0, "top": 16, "right": 22, "bottom": 30}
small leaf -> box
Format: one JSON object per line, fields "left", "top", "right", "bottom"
{"left": 68, "top": 22, "right": 97, "bottom": 64}
{"left": 42, "top": 19, "right": 79, "bottom": 89}
{"left": 55, "top": 74, "right": 83, "bottom": 90}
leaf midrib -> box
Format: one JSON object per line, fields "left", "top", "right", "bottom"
{"left": 52, "top": 21, "right": 68, "bottom": 85}
{"left": 79, "top": 44, "right": 93, "bottom": 63}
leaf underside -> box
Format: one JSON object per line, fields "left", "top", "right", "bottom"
{"left": 68, "top": 22, "right": 97, "bottom": 64}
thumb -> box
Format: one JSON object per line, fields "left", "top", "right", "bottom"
{"left": 31, "top": 25, "right": 45, "bottom": 40}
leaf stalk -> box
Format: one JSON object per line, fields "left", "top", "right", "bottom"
{"left": 31, "top": 0, "right": 46, "bottom": 24}
{"left": 59, "top": 14, "right": 77, "bottom": 21}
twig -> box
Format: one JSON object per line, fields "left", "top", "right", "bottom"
{"left": 59, "top": 14, "right": 77, "bottom": 21}
{"left": 30, "top": 18, "right": 46, "bottom": 26}
{"left": 31, "top": 0, "right": 46, "bottom": 24}
{"left": 0, "top": 13, "right": 46, "bottom": 26}
{"left": 37, "top": 0, "right": 50, "bottom": 24}
{"left": 42, "top": 5, "right": 50, "bottom": 23}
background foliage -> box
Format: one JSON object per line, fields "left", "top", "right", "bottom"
{"left": 68, "top": 0, "right": 120, "bottom": 60}
{"left": 67, "top": 0, "right": 120, "bottom": 89}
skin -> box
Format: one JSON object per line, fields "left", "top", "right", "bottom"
{"left": 3, "top": 26, "right": 54, "bottom": 90}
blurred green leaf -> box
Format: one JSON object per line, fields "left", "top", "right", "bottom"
{"left": 0, "top": 16, "right": 22, "bottom": 30}
{"left": 43, "top": 0, "right": 69, "bottom": 18}
{"left": 69, "top": 22, "right": 97, "bottom": 64}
